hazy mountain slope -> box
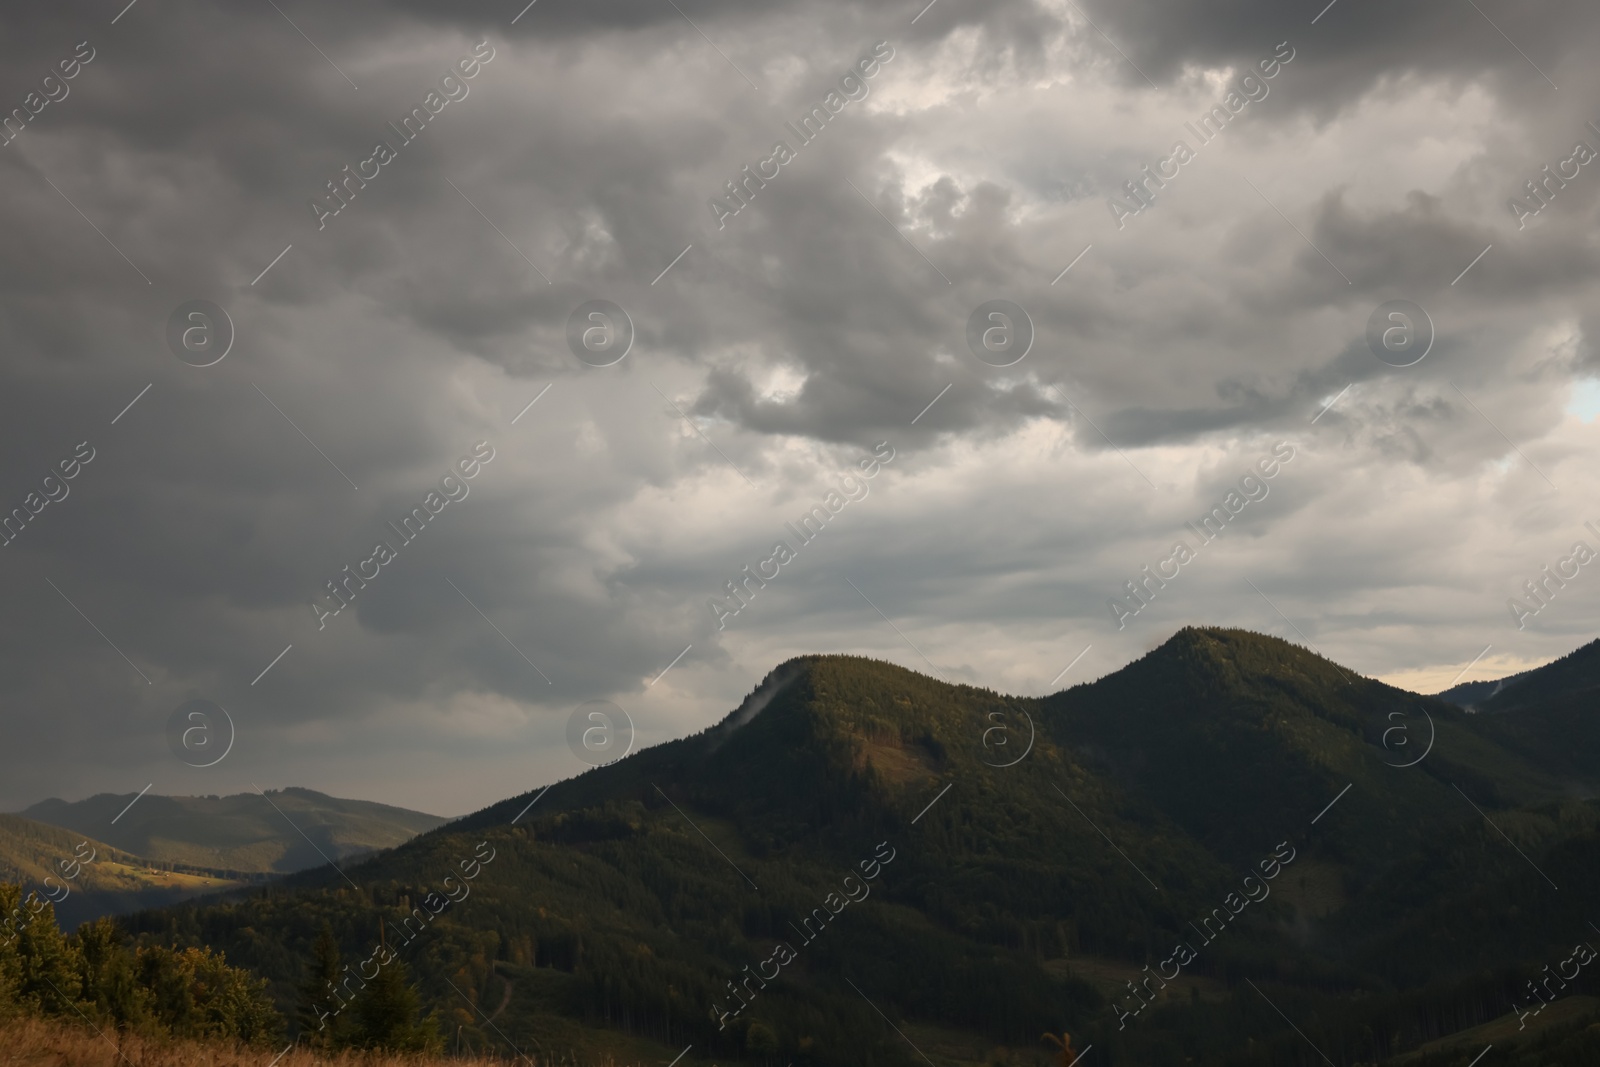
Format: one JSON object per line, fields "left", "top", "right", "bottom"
{"left": 1440, "top": 639, "right": 1600, "bottom": 713}
{"left": 1435, "top": 672, "right": 1528, "bottom": 707}
{"left": 0, "top": 814, "right": 250, "bottom": 927}
{"left": 1440, "top": 638, "right": 1600, "bottom": 785}
{"left": 22, "top": 787, "right": 446, "bottom": 874}
{"left": 1476, "top": 637, "right": 1600, "bottom": 712}
{"left": 123, "top": 631, "right": 1600, "bottom": 1067}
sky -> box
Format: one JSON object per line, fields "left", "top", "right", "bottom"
{"left": 1, "top": 0, "right": 1598, "bottom": 817}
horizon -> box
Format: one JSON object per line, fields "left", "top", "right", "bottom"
{"left": 4, "top": 623, "right": 1573, "bottom": 816}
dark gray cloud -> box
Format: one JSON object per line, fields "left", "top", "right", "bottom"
{"left": 1074, "top": 0, "right": 1588, "bottom": 101}
{"left": 0, "top": 0, "right": 1596, "bottom": 814}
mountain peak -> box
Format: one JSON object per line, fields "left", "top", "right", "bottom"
{"left": 704, "top": 658, "right": 811, "bottom": 747}
{"left": 1119, "top": 625, "right": 1363, "bottom": 697}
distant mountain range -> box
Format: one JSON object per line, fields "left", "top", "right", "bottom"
{"left": 124, "top": 629, "right": 1600, "bottom": 1067}
{"left": 0, "top": 814, "right": 255, "bottom": 928}
{"left": 19, "top": 787, "right": 446, "bottom": 874}
{"left": 1, "top": 788, "right": 446, "bottom": 926}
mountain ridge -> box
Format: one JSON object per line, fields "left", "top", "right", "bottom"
{"left": 21, "top": 787, "right": 446, "bottom": 875}
{"left": 1435, "top": 637, "right": 1600, "bottom": 710}
{"left": 121, "top": 627, "right": 1600, "bottom": 1067}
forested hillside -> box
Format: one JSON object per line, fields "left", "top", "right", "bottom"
{"left": 119, "top": 630, "right": 1600, "bottom": 1067}
{"left": 0, "top": 815, "right": 251, "bottom": 928}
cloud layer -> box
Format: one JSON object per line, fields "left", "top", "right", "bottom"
{"left": 1, "top": 0, "right": 1597, "bottom": 815}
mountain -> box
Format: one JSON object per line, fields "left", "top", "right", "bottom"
{"left": 122, "top": 630, "right": 1600, "bottom": 1067}
{"left": 0, "top": 814, "right": 254, "bottom": 927}
{"left": 1435, "top": 672, "right": 1531, "bottom": 708}
{"left": 1471, "top": 637, "right": 1600, "bottom": 712}
{"left": 1436, "top": 639, "right": 1600, "bottom": 710}
{"left": 1431, "top": 639, "right": 1600, "bottom": 786}
{"left": 21, "top": 788, "right": 446, "bottom": 874}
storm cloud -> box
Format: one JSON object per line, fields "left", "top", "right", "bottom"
{"left": 0, "top": 0, "right": 1596, "bottom": 815}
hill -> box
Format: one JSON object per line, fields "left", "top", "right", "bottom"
{"left": 1436, "top": 638, "right": 1600, "bottom": 711}
{"left": 1473, "top": 637, "right": 1600, "bottom": 712}
{"left": 0, "top": 814, "right": 253, "bottom": 927}
{"left": 20, "top": 788, "right": 447, "bottom": 874}
{"left": 123, "top": 629, "right": 1600, "bottom": 1067}
{"left": 1428, "top": 639, "right": 1600, "bottom": 787}
{"left": 1434, "top": 672, "right": 1530, "bottom": 708}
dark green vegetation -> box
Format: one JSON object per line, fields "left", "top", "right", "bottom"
{"left": 1442, "top": 637, "right": 1600, "bottom": 713}
{"left": 1450, "top": 639, "right": 1600, "bottom": 787}
{"left": 22, "top": 787, "right": 446, "bottom": 874}
{"left": 0, "top": 815, "right": 257, "bottom": 928}
{"left": 124, "top": 629, "right": 1600, "bottom": 1066}
{"left": 0, "top": 881, "right": 279, "bottom": 1046}
{"left": 296, "top": 923, "right": 442, "bottom": 1054}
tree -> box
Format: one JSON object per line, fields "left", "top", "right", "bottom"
{"left": 350, "top": 954, "right": 439, "bottom": 1053}
{"left": 74, "top": 918, "right": 147, "bottom": 1029}
{"left": 12, "top": 893, "right": 81, "bottom": 1016}
{"left": 746, "top": 1020, "right": 780, "bottom": 1060}
{"left": 136, "top": 945, "right": 196, "bottom": 1035}
{"left": 181, "top": 946, "right": 280, "bottom": 1045}
{"left": 296, "top": 923, "right": 348, "bottom": 1048}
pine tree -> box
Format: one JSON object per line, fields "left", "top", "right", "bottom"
{"left": 350, "top": 953, "right": 439, "bottom": 1053}
{"left": 296, "top": 923, "right": 347, "bottom": 1048}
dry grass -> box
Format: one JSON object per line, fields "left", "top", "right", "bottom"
{"left": 0, "top": 1017, "right": 635, "bottom": 1067}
